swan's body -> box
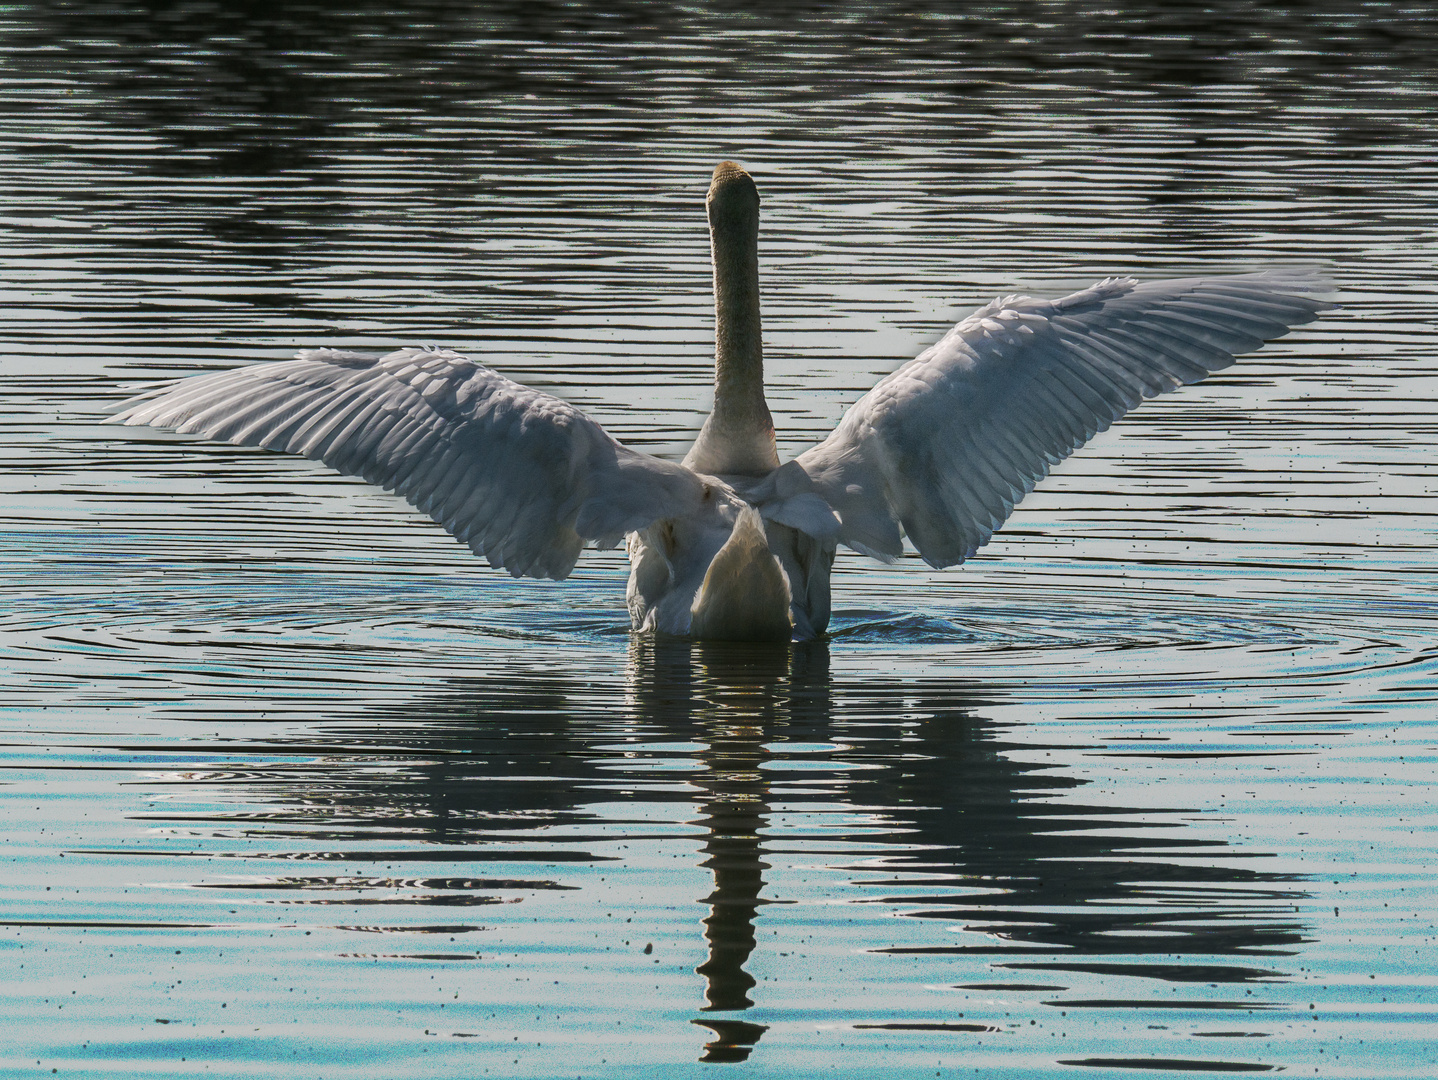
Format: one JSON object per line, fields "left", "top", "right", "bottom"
{"left": 111, "top": 162, "right": 1329, "bottom": 641}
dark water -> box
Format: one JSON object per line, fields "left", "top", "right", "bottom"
{"left": 2, "top": 4, "right": 1436, "bottom": 1077}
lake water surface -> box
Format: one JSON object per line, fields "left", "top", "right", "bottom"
{"left": 2, "top": 4, "right": 1436, "bottom": 1078}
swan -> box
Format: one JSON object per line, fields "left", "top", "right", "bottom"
{"left": 110, "top": 161, "right": 1329, "bottom": 641}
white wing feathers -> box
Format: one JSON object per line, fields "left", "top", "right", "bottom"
{"left": 111, "top": 272, "right": 1328, "bottom": 584}
{"left": 795, "top": 271, "right": 1330, "bottom": 568}
{"left": 110, "top": 347, "right": 707, "bottom": 579}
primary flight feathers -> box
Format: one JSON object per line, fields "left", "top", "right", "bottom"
{"left": 113, "top": 346, "right": 709, "bottom": 580}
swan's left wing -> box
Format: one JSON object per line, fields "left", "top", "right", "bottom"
{"left": 794, "top": 271, "right": 1331, "bottom": 566}
{"left": 110, "top": 347, "right": 707, "bottom": 579}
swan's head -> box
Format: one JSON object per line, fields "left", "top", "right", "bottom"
{"left": 707, "top": 161, "right": 759, "bottom": 237}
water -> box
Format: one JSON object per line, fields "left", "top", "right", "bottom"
{"left": 2, "top": 4, "right": 1436, "bottom": 1077}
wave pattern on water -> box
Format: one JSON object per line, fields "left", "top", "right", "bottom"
{"left": 2, "top": 4, "right": 1436, "bottom": 1078}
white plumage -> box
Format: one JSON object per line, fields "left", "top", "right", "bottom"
{"left": 110, "top": 162, "right": 1330, "bottom": 641}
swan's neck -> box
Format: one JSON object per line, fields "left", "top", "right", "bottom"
{"left": 684, "top": 162, "right": 779, "bottom": 477}
{"left": 712, "top": 208, "right": 765, "bottom": 415}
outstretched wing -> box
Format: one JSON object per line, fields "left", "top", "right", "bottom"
{"left": 795, "top": 270, "right": 1331, "bottom": 566}
{"left": 110, "top": 347, "right": 707, "bottom": 579}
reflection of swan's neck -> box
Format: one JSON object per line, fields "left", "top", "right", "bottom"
{"left": 685, "top": 162, "right": 779, "bottom": 477}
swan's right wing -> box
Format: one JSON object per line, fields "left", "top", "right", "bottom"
{"left": 110, "top": 347, "right": 707, "bottom": 579}
{"left": 795, "top": 271, "right": 1330, "bottom": 566}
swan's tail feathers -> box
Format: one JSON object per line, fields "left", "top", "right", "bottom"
{"left": 689, "top": 507, "right": 793, "bottom": 642}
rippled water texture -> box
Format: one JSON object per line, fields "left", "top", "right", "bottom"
{"left": 2, "top": 4, "right": 1436, "bottom": 1078}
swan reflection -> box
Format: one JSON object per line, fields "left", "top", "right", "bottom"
{"left": 157, "top": 639, "right": 1311, "bottom": 1064}
{"left": 626, "top": 639, "right": 808, "bottom": 1059}
{"left": 623, "top": 638, "right": 1306, "bottom": 1060}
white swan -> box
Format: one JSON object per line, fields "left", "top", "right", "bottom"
{"left": 111, "top": 161, "right": 1329, "bottom": 641}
